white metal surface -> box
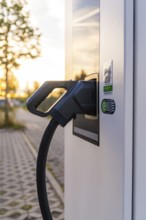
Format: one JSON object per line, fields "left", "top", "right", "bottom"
{"left": 133, "top": 0, "right": 146, "bottom": 219}
{"left": 65, "top": 0, "right": 134, "bottom": 219}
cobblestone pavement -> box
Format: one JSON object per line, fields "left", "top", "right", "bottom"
{"left": 0, "top": 129, "right": 64, "bottom": 220}
{"left": 15, "top": 108, "right": 64, "bottom": 187}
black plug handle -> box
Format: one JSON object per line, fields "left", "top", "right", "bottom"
{"left": 27, "top": 81, "right": 77, "bottom": 117}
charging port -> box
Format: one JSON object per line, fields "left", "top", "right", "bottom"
{"left": 73, "top": 73, "right": 99, "bottom": 146}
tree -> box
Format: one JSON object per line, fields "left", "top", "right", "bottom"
{"left": 25, "top": 80, "right": 40, "bottom": 98}
{"left": 0, "top": 0, "right": 41, "bottom": 125}
{"left": 32, "top": 81, "right": 40, "bottom": 92}
{"left": 0, "top": 72, "right": 18, "bottom": 97}
{"left": 75, "top": 69, "right": 87, "bottom": 80}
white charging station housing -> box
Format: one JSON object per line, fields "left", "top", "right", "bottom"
{"left": 65, "top": 0, "right": 146, "bottom": 219}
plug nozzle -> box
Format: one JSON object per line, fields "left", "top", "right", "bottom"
{"left": 49, "top": 81, "right": 96, "bottom": 126}
{"left": 27, "top": 80, "right": 96, "bottom": 127}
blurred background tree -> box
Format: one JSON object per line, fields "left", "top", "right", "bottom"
{"left": 0, "top": 0, "right": 41, "bottom": 126}
{"left": 0, "top": 72, "right": 18, "bottom": 97}
{"left": 75, "top": 69, "right": 87, "bottom": 80}
{"left": 25, "top": 80, "right": 40, "bottom": 98}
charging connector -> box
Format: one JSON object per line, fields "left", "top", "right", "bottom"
{"left": 27, "top": 80, "right": 96, "bottom": 126}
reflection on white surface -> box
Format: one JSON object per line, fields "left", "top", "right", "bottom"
{"left": 72, "top": 0, "right": 100, "bottom": 78}
{"left": 73, "top": 8, "right": 100, "bottom": 24}
{"left": 73, "top": 22, "right": 99, "bottom": 27}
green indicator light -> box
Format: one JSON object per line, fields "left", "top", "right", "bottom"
{"left": 101, "top": 99, "right": 116, "bottom": 114}
{"left": 104, "top": 85, "right": 113, "bottom": 93}
{"left": 101, "top": 100, "right": 107, "bottom": 113}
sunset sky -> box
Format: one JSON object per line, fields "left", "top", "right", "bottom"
{"left": 15, "top": 0, "right": 65, "bottom": 90}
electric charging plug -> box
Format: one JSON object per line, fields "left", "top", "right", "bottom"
{"left": 27, "top": 80, "right": 96, "bottom": 126}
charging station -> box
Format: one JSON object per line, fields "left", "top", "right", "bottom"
{"left": 65, "top": 0, "right": 134, "bottom": 219}
{"left": 27, "top": 0, "right": 146, "bottom": 219}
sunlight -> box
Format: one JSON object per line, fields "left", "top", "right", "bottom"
{"left": 14, "top": 55, "right": 65, "bottom": 90}
{"left": 0, "top": 0, "right": 65, "bottom": 99}
{"left": 15, "top": 0, "right": 65, "bottom": 92}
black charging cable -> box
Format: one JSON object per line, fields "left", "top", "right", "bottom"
{"left": 37, "top": 118, "right": 58, "bottom": 220}
{"left": 27, "top": 80, "right": 96, "bottom": 219}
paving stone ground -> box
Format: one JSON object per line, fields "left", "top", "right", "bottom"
{"left": 0, "top": 129, "right": 64, "bottom": 220}
{"left": 15, "top": 108, "right": 64, "bottom": 187}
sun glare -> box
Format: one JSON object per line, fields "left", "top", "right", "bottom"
{"left": 15, "top": 0, "right": 65, "bottom": 92}
{"left": 0, "top": 0, "right": 65, "bottom": 99}
{"left": 14, "top": 52, "right": 65, "bottom": 90}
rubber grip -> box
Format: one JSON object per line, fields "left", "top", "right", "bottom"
{"left": 27, "top": 80, "right": 76, "bottom": 117}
